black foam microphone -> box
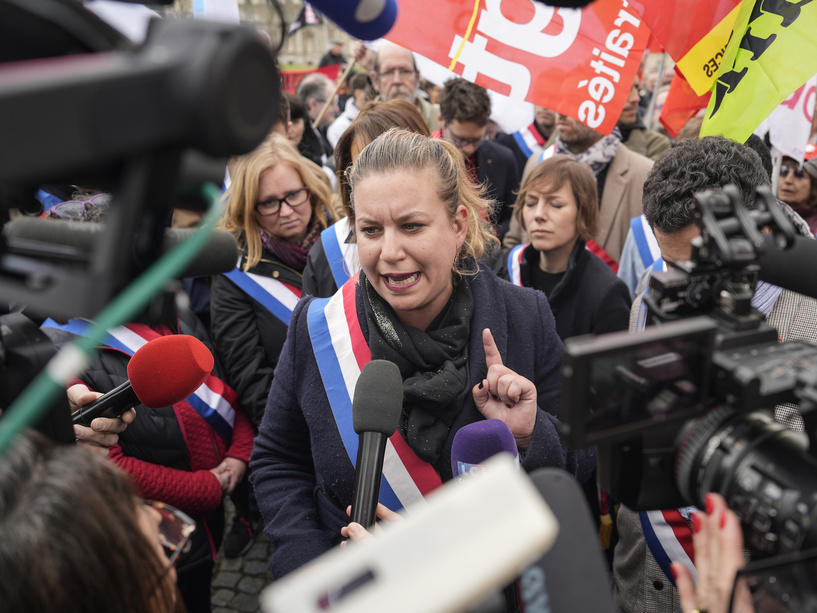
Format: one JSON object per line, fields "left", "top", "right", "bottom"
{"left": 3, "top": 217, "right": 239, "bottom": 278}
{"left": 758, "top": 234, "right": 817, "bottom": 301}
{"left": 350, "top": 359, "right": 403, "bottom": 528}
{"left": 519, "top": 468, "right": 616, "bottom": 613}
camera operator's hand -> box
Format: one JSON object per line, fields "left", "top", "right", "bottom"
{"left": 672, "top": 492, "right": 754, "bottom": 613}
{"left": 68, "top": 384, "right": 135, "bottom": 456}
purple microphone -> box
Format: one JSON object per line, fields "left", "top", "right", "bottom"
{"left": 451, "top": 419, "right": 518, "bottom": 476}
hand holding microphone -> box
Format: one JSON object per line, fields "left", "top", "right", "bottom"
{"left": 69, "top": 383, "right": 135, "bottom": 455}
{"left": 472, "top": 328, "right": 537, "bottom": 450}
{"left": 349, "top": 360, "right": 403, "bottom": 529}
{"left": 71, "top": 334, "right": 213, "bottom": 427}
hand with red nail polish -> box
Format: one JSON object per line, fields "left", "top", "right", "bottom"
{"left": 673, "top": 492, "right": 754, "bottom": 613}
{"left": 471, "top": 328, "right": 538, "bottom": 450}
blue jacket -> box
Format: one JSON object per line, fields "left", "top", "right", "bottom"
{"left": 250, "top": 266, "right": 595, "bottom": 578}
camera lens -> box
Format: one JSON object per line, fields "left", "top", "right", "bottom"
{"left": 675, "top": 408, "right": 817, "bottom": 555}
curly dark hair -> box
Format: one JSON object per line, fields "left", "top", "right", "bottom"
{"left": 643, "top": 136, "right": 768, "bottom": 234}
{"left": 439, "top": 77, "right": 491, "bottom": 126}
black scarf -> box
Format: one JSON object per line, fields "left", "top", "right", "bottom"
{"left": 361, "top": 273, "right": 473, "bottom": 464}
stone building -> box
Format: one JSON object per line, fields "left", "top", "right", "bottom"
{"left": 167, "top": 0, "right": 355, "bottom": 67}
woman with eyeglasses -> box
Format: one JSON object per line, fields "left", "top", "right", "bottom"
{"left": 777, "top": 157, "right": 817, "bottom": 234}
{"left": 250, "top": 129, "right": 594, "bottom": 580}
{"left": 0, "top": 431, "right": 189, "bottom": 613}
{"left": 210, "top": 134, "right": 338, "bottom": 555}
{"left": 213, "top": 134, "right": 337, "bottom": 428}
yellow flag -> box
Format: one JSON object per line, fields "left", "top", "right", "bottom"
{"left": 700, "top": 0, "right": 817, "bottom": 142}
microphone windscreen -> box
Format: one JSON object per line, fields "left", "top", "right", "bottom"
{"left": 451, "top": 419, "right": 518, "bottom": 476}
{"left": 127, "top": 335, "right": 213, "bottom": 407}
{"left": 308, "top": 0, "right": 397, "bottom": 40}
{"left": 353, "top": 359, "right": 402, "bottom": 435}
{"left": 758, "top": 234, "right": 817, "bottom": 301}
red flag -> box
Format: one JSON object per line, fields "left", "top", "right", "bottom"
{"left": 280, "top": 65, "right": 341, "bottom": 94}
{"left": 385, "top": 0, "right": 650, "bottom": 135}
{"left": 659, "top": 69, "right": 710, "bottom": 138}
{"left": 645, "top": 33, "right": 663, "bottom": 54}
{"left": 627, "top": 0, "right": 741, "bottom": 95}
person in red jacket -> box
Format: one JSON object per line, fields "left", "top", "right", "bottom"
{"left": 42, "top": 306, "right": 253, "bottom": 613}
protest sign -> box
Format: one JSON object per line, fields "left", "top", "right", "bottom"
{"left": 385, "top": 0, "right": 650, "bottom": 135}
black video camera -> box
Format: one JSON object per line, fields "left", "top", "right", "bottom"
{"left": 561, "top": 184, "right": 817, "bottom": 560}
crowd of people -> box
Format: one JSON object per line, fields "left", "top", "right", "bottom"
{"left": 3, "top": 34, "right": 817, "bottom": 613}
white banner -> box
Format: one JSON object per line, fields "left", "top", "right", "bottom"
{"left": 756, "top": 75, "right": 817, "bottom": 164}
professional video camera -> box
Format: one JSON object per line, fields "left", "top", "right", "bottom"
{"left": 560, "top": 184, "right": 817, "bottom": 562}
{"left": 0, "top": 0, "right": 280, "bottom": 439}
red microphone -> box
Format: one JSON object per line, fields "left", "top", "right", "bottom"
{"left": 72, "top": 334, "right": 213, "bottom": 425}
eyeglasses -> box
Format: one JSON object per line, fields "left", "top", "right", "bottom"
{"left": 143, "top": 500, "right": 196, "bottom": 569}
{"left": 255, "top": 187, "right": 310, "bottom": 216}
{"left": 780, "top": 165, "right": 806, "bottom": 179}
{"left": 378, "top": 66, "right": 416, "bottom": 79}
{"left": 445, "top": 123, "right": 485, "bottom": 149}
{"left": 48, "top": 193, "right": 111, "bottom": 220}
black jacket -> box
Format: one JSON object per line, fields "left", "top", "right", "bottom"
{"left": 210, "top": 250, "right": 304, "bottom": 427}
{"left": 498, "top": 240, "right": 631, "bottom": 340}
{"left": 303, "top": 229, "right": 342, "bottom": 298}
{"left": 477, "top": 139, "right": 522, "bottom": 237}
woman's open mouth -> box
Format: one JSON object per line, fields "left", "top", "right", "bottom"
{"left": 382, "top": 272, "right": 420, "bottom": 290}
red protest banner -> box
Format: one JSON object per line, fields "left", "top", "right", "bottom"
{"left": 385, "top": 0, "right": 650, "bottom": 135}
{"left": 659, "top": 69, "right": 710, "bottom": 138}
{"left": 280, "top": 65, "right": 341, "bottom": 94}
{"left": 627, "top": 0, "right": 740, "bottom": 95}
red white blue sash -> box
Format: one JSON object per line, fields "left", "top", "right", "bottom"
{"left": 223, "top": 258, "right": 301, "bottom": 326}
{"left": 320, "top": 217, "right": 360, "bottom": 288}
{"left": 512, "top": 123, "right": 547, "bottom": 160}
{"left": 632, "top": 259, "right": 695, "bottom": 584}
{"left": 536, "top": 143, "right": 558, "bottom": 163}
{"left": 507, "top": 243, "right": 529, "bottom": 287}
{"left": 306, "top": 277, "right": 443, "bottom": 512}
{"left": 630, "top": 215, "right": 661, "bottom": 270}
{"left": 507, "top": 241, "right": 617, "bottom": 283}
{"left": 41, "top": 318, "right": 237, "bottom": 444}
{"left": 634, "top": 257, "right": 666, "bottom": 330}
{"left": 640, "top": 507, "right": 697, "bottom": 585}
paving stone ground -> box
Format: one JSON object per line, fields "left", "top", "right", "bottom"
{"left": 211, "top": 499, "right": 275, "bottom": 613}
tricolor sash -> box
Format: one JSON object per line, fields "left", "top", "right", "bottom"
{"left": 506, "top": 243, "right": 528, "bottom": 287}
{"left": 223, "top": 258, "right": 301, "bottom": 326}
{"left": 640, "top": 507, "right": 697, "bottom": 585}
{"left": 633, "top": 260, "right": 696, "bottom": 584}
{"left": 634, "top": 257, "right": 666, "bottom": 331}
{"left": 536, "top": 143, "right": 558, "bottom": 163}
{"left": 586, "top": 239, "right": 619, "bottom": 273}
{"left": 41, "top": 318, "right": 237, "bottom": 444}
{"left": 512, "top": 123, "right": 547, "bottom": 160}
{"left": 507, "top": 241, "right": 618, "bottom": 283}
{"left": 630, "top": 215, "right": 661, "bottom": 271}
{"left": 306, "top": 278, "right": 442, "bottom": 512}
{"left": 319, "top": 217, "right": 360, "bottom": 288}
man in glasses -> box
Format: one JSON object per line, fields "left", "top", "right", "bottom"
{"left": 369, "top": 43, "right": 441, "bottom": 133}
{"left": 439, "top": 77, "right": 520, "bottom": 238}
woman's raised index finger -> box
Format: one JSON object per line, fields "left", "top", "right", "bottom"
{"left": 482, "top": 328, "right": 503, "bottom": 368}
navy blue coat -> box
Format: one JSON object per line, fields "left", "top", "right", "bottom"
{"left": 250, "top": 266, "right": 595, "bottom": 578}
